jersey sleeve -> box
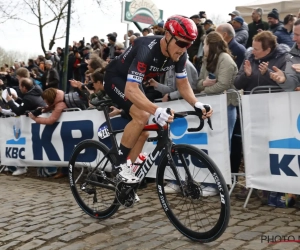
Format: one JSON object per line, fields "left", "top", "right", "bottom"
{"left": 175, "top": 52, "right": 188, "bottom": 80}
{"left": 127, "top": 45, "right": 151, "bottom": 84}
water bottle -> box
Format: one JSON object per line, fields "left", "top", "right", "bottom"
{"left": 132, "top": 152, "right": 147, "bottom": 173}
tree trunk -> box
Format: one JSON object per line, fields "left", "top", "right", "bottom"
{"left": 49, "top": 14, "right": 62, "bottom": 51}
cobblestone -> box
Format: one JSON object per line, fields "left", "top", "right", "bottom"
{"left": 0, "top": 175, "right": 300, "bottom": 250}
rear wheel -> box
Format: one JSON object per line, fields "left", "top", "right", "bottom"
{"left": 156, "top": 144, "right": 230, "bottom": 242}
{"left": 69, "top": 140, "right": 119, "bottom": 219}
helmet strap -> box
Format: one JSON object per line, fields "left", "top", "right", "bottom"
{"left": 164, "top": 33, "right": 173, "bottom": 58}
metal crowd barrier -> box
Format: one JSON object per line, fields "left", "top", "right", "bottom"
{"left": 242, "top": 85, "right": 285, "bottom": 208}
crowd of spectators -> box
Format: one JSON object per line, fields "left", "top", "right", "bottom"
{"left": 0, "top": 7, "right": 300, "bottom": 201}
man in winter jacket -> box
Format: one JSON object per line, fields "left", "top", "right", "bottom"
{"left": 274, "top": 14, "right": 296, "bottom": 48}
{"left": 6, "top": 77, "right": 46, "bottom": 116}
{"left": 41, "top": 60, "right": 60, "bottom": 90}
{"left": 270, "top": 19, "right": 300, "bottom": 91}
{"left": 268, "top": 10, "right": 283, "bottom": 34}
{"left": 246, "top": 8, "right": 269, "bottom": 48}
{"left": 232, "top": 16, "right": 249, "bottom": 47}
{"left": 234, "top": 31, "right": 290, "bottom": 93}
{"left": 216, "top": 23, "right": 246, "bottom": 69}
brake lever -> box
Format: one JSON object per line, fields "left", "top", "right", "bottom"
{"left": 203, "top": 105, "right": 213, "bottom": 130}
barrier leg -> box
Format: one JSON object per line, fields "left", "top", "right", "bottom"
{"left": 243, "top": 188, "right": 254, "bottom": 208}
{"left": 229, "top": 174, "right": 236, "bottom": 196}
{"left": 0, "top": 165, "right": 6, "bottom": 173}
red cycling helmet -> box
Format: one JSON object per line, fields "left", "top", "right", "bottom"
{"left": 164, "top": 15, "right": 198, "bottom": 41}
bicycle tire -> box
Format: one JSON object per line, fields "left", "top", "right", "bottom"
{"left": 156, "top": 144, "right": 230, "bottom": 242}
{"left": 69, "top": 139, "right": 119, "bottom": 219}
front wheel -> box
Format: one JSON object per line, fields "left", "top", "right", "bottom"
{"left": 69, "top": 139, "right": 119, "bottom": 219}
{"left": 156, "top": 144, "right": 230, "bottom": 242}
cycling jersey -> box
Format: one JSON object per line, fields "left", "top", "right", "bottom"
{"left": 104, "top": 36, "right": 188, "bottom": 114}
{"left": 105, "top": 35, "right": 188, "bottom": 84}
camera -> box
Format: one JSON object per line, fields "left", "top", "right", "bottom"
{"left": 25, "top": 108, "right": 43, "bottom": 117}
{"left": 86, "top": 81, "right": 94, "bottom": 90}
{"left": 0, "top": 74, "right": 6, "bottom": 80}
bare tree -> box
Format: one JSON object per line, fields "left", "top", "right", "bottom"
{"left": 0, "top": 1, "right": 18, "bottom": 23}
{"left": 0, "top": 0, "right": 69, "bottom": 54}
{"left": 0, "top": 46, "right": 33, "bottom": 66}
{"left": 0, "top": 0, "right": 120, "bottom": 54}
{"left": 210, "top": 14, "right": 229, "bottom": 26}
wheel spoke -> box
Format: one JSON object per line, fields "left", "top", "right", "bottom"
{"left": 69, "top": 140, "right": 119, "bottom": 219}
{"left": 157, "top": 145, "right": 230, "bottom": 242}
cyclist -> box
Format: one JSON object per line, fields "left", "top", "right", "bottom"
{"left": 104, "top": 15, "right": 213, "bottom": 183}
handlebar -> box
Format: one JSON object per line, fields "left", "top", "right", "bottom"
{"left": 91, "top": 99, "right": 213, "bottom": 132}
{"left": 173, "top": 111, "right": 213, "bottom": 131}
{"left": 153, "top": 107, "right": 213, "bottom": 132}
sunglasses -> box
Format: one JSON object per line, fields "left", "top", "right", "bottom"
{"left": 172, "top": 35, "right": 192, "bottom": 48}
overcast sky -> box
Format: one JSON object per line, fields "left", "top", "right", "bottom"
{"left": 0, "top": 0, "right": 252, "bottom": 57}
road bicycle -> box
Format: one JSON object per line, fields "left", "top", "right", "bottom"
{"left": 68, "top": 99, "right": 230, "bottom": 242}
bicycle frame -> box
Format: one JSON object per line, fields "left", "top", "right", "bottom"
{"left": 88, "top": 104, "right": 196, "bottom": 192}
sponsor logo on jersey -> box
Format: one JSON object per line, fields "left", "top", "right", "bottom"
{"left": 148, "top": 40, "right": 157, "bottom": 49}
{"left": 137, "top": 62, "right": 147, "bottom": 73}
{"left": 112, "top": 84, "right": 127, "bottom": 101}
{"left": 149, "top": 65, "right": 175, "bottom": 72}
{"left": 122, "top": 45, "right": 133, "bottom": 62}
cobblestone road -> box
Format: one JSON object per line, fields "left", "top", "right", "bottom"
{"left": 0, "top": 174, "right": 300, "bottom": 250}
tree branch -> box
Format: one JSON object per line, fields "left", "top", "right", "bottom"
{"left": 23, "top": 0, "right": 39, "bottom": 18}
{"left": 11, "top": 17, "right": 39, "bottom": 26}
{"left": 41, "top": 0, "right": 57, "bottom": 17}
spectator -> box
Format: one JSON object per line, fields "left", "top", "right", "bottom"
{"left": 114, "top": 42, "right": 125, "bottom": 56}
{"left": 246, "top": 8, "right": 269, "bottom": 48}
{"left": 232, "top": 16, "right": 249, "bottom": 47}
{"left": 112, "top": 32, "right": 118, "bottom": 38}
{"left": 36, "top": 55, "right": 45, "bottom": 72}
{"left": 129, "top": 35, "right": 137, "bottom": 45}
{"left": 78, "top": 46, "right": 90, "bottom": 83}
{"left": 133, "top": 32, "right": 141, "bottom": 38}
{"left": 73, "top": 50, "right": 81, "bottom": 81}
{"left": 69, "top": 68, "right": 113, "bottom": 111}
{"left": 105, "top": 35, "right": 116, "bottom": 62}
{"left": 66, "top": 45, "right": 75, "bottom": 92}
{"left": 56, "top": 47, "right": 64, "bottom": 83}
{"left": 75, "top": 40, "right": 85, "bottom": 57}
{"left": 216, "top": 23, "right": 246, "bottom": 69}
{"left": 202, "top": 19, "right": 214, "bottom": 34}
{"left": 127, "top": 30, "right": 134, "bottom": 38}
{"left": 197, "top": 32, "right": 238, "bottom": 147}
{"left": 144, "top": 58, "right": 198, "bottom": 102}
{"left": 28, "top": 87, "right": 68, "bottom": 178}
{"left": 27, "top": 59, "right": 38, "bottom": 72}
{"left": 228, "top": 10, "right": 248, "bottom": 31}
{"left": 13, "top": 62, "right": 21, "bottom": 74}
{"left": 41, "top": 60, "right": 59, "bottom": 90}
{"left": 216, "top": 23, "right": 246, "bottom": 181}
{"left": 6, "top": 75, "right": 45, "bottom": 115}
{"left": 274, "top": 14, "right": 295, "bottom": 48}
{"left": 270, "top": 18, "right": 300, "bottom": 91}
{"left": 188, "top": 14, "right": 205, "bottom": 71}
{"left": 91, "top": 35, "right": 103, "bottom": 51}
{"left": 87, "top": 54, "right": 106, "bottom": 73}
{"left": 234, "top": 31, "right": 290, "bottom": 93}
{"left": 6, "top": 77, "right": 46, "bottom": 176}
{"left": 142, "top": 28, "right": 151, "bottom": 36}
{"left": 268, "top": 10, "right": 283, "bottom": 33}
{"left": 199, "top": 10, "right": 206, "bottom": 23}
{"left": 31, "top": 67, "right": 43, "bottom": 89}
{"left": 45, "top": 50, "right": 60, "bottom": 73}
{"left": 151, "top": 21, "right": 165, "bottom": 35}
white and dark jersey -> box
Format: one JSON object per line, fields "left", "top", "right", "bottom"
{"left": 105, "top": 36, "right": 188, "bottom": 84}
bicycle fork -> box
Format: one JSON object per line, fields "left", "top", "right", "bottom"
{"left": 166, "top": 143, "right": 193, "bottom": 197}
